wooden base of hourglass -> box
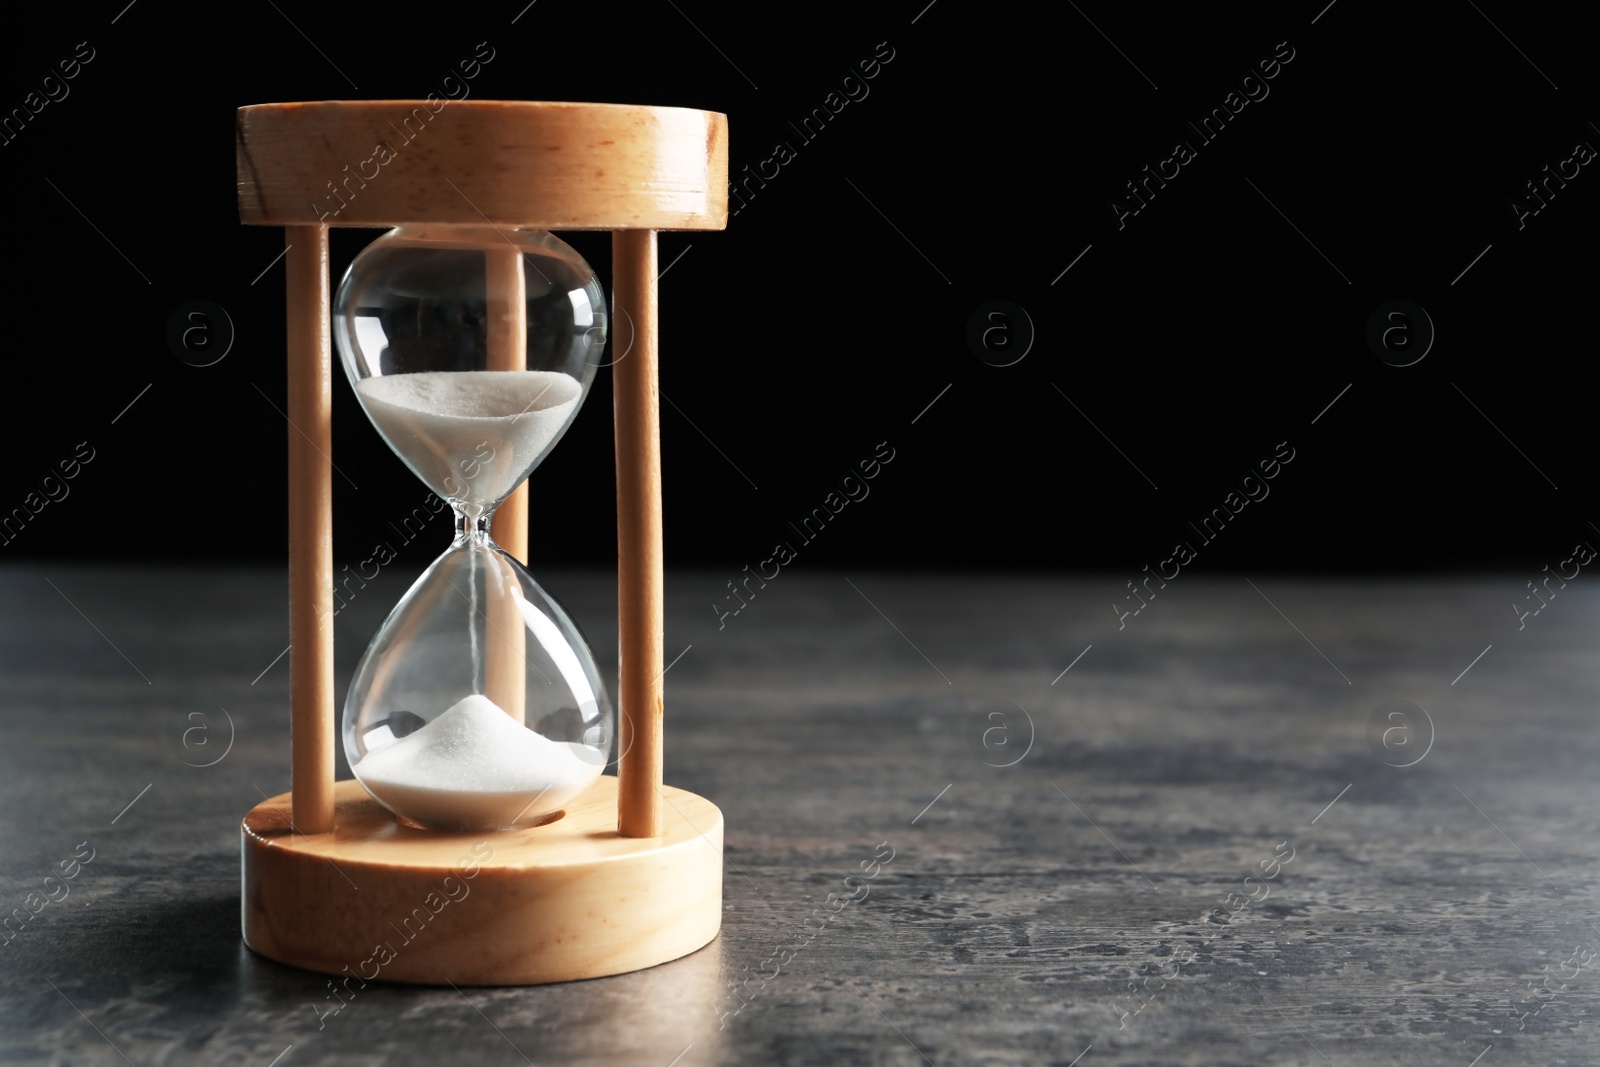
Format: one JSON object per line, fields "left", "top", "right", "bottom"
{"left": 242, "top": 776, "right": 723, "bottom": 985}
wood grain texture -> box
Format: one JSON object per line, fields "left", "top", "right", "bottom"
{"left": 285, "top": 226, "right": 335, "bottom": 835}
{"left": 242, "top": 777, "right": 722, "bottom": 985}
{"left": 611, "top": 230, "right": 664, "bottom": 839}
{"left": 236, "top": 101, "right": 729, "bottom": 230}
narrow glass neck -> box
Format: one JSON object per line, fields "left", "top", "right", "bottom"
{"left": 453, "top": 508, "right": 494, "bottom": 547}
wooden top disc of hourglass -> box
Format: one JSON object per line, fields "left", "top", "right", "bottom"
{"left": 236, "top": 101, "right": 728, "bottom": 229}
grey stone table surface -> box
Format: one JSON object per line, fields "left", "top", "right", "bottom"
{"left": 2, "top": 565, "right": 1598, "bottom": 1067}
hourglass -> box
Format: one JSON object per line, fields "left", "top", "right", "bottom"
{"left": 235, "top": 101, "right": 728, "bottom": 985}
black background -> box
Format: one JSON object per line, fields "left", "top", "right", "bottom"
{"left": 2, "top": 2, "right": 1594, "bottom": 575}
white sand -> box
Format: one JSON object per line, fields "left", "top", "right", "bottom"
{"left": 355, "top": 371, "right": 580, "bottom": 509}
{"left": 356, "top": 694, "right": 603, "bottom": 829}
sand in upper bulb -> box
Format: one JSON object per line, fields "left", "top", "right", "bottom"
{"left": 355, "top": 370, "right": 580, "bottom": 508}
{"left": 356, "top": 694, "right": 603, "bottom": 829}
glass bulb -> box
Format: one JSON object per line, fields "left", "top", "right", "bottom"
{"left": 331, "top": 225, "right": 613, "bottom": 831}
{"left": 334, "top": 225, "right": 606, "bottom": 519}
{"left": 342, "top": 519, "right": 611, "bottom": 830}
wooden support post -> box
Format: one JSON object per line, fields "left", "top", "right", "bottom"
{"left": 484, "top": 245, "right": 528, "bottom": 724}
{"left": 286, "top": 225, "right": 335, "bottom": 835}
{"left": 486, "top": 245, "right": 529, "bottom": 563}
{"left": 613, "top": 229, "right": 663, "bottom": 838}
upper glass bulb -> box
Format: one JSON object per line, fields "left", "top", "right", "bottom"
{"left": 333, "top": 226, "right": 606, "bottom": 519}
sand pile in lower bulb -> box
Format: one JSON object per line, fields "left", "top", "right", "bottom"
{"left": 357, "top": 694, "right": 601, "bottom": 829}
